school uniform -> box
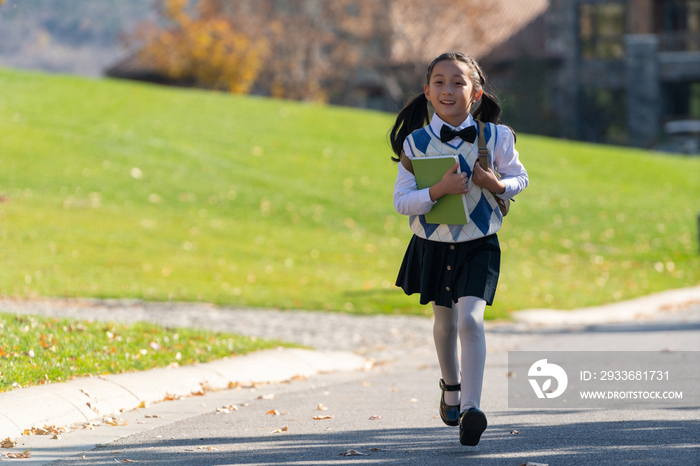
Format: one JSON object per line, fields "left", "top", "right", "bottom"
{"left": 393, "top": 113, "right": 528, "bottom": 307}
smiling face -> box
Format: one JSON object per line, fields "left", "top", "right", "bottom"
{"left": 424, "top": 59, "right": 482, "bottom": 127}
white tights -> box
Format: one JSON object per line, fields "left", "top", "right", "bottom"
{"left": 432, "top": 296, "right": 486, "bottom": 412}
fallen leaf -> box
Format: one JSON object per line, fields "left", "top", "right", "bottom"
{"left": 339, "top": 449, "right": 367, "bottom": 456}
{"left": 507, "top": 371, "right": 517, "bottom": 378}
{"left": 271, "top": 426, "right": 288, "bottom": 433}
{"left": 511, "top": 430, "right": 520, "bottom": 434}
{"left": 197, "top": 446, "right": 218, "bottom": 451}
{"left": 291, "top": 374, "right": 307, "bottom": 381}
{"left": 191, "top": 390, "right": 205, "bottom": 396}
{"left": 313, "top": 415, "right": 334, "bottom": 420}
{"left": 518, "top": 463, "right": 548, "bottom": 466}
{"left": 4, "top": 449, "right": 31, "bottom": 458}
{"left": 122, "top": 459, "right": 139, "bottom": 463}
{"left": 87, "top": 401, "right": 100, "bottom": 414}
{"left": 82, "top": 424, "right": 94, "bottom": 430}
{"left": 138, "top": 401, "right": 149, "bottom": 409}
{"left": 52, "top": 434, "right": 61, "bottom": 439}
{"left": 216, "top": 405, "right": 238, "bottom": 414}
{"left": 266, "top": 409, "right": 282, "bottom": 415}
{"left": 103, "top": 417, "right": 127, "bottom": 426}
{"left": 317, "top": 403, "right": 328, "bottom": 411}
{"left": 144, "top": 414, "right": 162, "bottom": 418}
{"left": 228, "top": 381, "right": 242, "bottom": 389}
{"left": 1, "top": 437, "right": 17, "bottom": 448}
{"left": 257, "top": 394, "right": 275, "bottom": 400}
{"left": 368, "top": 447, "right": 389, "bottom": 451}
{"left": 369, "top": 415, "right": 382, "bottom": 420}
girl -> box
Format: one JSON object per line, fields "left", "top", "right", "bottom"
{"left": 390, "top": 52, "right": 528, "bottom": 446}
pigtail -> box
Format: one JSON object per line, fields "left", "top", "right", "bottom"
{"left": 390, "top": 93, "right": 430, "bottom": 162}
{"left": 473, "top": 91, "right": 501, "bottom": 125}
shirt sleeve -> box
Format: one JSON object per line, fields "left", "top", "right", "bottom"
{"left": 393, "top": 140, "right": 437, "bottom": 216}
{"left": 493, "top": 125, "right": 529, "bottom": 200}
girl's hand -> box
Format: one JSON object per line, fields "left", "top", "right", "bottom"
{"left": 429, "top": 162, "right": 469, "bottom": 202}
{"left": 472, "top": 162, "right": 506, "bottom": 194}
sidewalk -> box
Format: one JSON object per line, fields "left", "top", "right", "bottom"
{"left": 0, "top": 349, "right": 369, "bottom": 441}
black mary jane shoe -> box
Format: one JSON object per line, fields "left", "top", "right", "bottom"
{"left": 459, "top": 407, "right": 487, "bottom": 446}
{"left": 439, "top": 379, "right": 461, "bottom": 426}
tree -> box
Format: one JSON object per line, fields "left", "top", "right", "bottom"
{"left": 133, "top": 0, "right": 266, "bottom": 93}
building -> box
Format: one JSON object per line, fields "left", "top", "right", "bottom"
{"left": 541, "top": 0, "right": 700, "bottom": 148}
{"left": 106, "top": 0, "right": 700, "bottom": 149}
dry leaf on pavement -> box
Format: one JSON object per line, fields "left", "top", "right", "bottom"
{"left": 312, "top": 415, "right": 334, "bottom": 420}
{"left": 518, "top": 463, "right": 548, "bottom": 466}
{"left": 138, "top": 401, "right": 149, "bottom": 409}
{"left": 103, "top": 417, "right": 127, "bottom": 426}
{"left": 1, "top": 437, "right": 17, "bottom": 448}
{"left": 266, "top": 409, "right": 282, "bottom": 415}
{"left": 257, "top": 394, "right": 275, "bottom": 400}
{"left": 369, "top": 415, "right": 382, "bottom": 420}
{"left": 4, "top": 449, "right": 31, "bottom": 459}
{"left": 339, "top": 449, "right": 367, "bottom": 456}
{"left": 317, "top": 403, "right": 328, "bottom": 411}
{"left": 197, "top": 446, "right": 218, "bottom": 451}
{"left": 368, "top": 447, "right": 389, "bottom": 451}
{"left": 511, "top": 430, "right": 520, "bottom": 434}
{"left": 122, "top": 459, "right": 139, "bottom": 463}
{"left": 271, "top": 426, "right": 288, "bottom": 433}
{"left": 216, "top": 406, "right": 239, "bottom": 414}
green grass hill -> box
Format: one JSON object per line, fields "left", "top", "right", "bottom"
{"left": 0, "top": 68, "right": 698, "bottom": 319}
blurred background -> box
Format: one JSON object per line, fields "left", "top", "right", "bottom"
{"left": 3, "top": 0, "right": 700, "bottom": 151}
{"left": 0, "top": 0, "right": 698, "bottom": 320}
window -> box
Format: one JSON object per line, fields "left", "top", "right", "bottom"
{"left": 579, "top": 3, "right": 626, "bottom": 59}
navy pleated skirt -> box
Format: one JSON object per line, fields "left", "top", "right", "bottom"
{"left": 395, "top": 234, "right": 501, "bottom": 307}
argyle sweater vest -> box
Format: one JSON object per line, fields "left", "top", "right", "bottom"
{"left": 407, "top": 123, "right": 502, "bottom": 243}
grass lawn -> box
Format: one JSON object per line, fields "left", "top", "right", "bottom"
{"left": 0, "top": 312, "right": 293, "bottom": 392}
{"left": 0, "top": 68, "right": 698, "bottom": 319}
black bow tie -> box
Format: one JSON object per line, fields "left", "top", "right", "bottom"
{"left": 440, "top": 125, "right": 477, "bottom": 144}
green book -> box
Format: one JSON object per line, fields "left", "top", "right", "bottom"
{"left": 412, "top": 156, "right": 469, "bottom": 225}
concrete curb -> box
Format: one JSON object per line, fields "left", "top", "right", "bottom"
{"left": 0, "top": 348, "right": 368, "bottom": 440}
{"left": 512, "top": 285, "right": 700, "bottom": 326}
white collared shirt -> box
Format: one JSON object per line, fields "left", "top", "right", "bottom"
{"left": 393, "top": 113, "right": 529, "bottom": 216}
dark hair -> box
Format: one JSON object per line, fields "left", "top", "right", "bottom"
{"left": 390, "top": 52, "right": 501, "bottom": 161}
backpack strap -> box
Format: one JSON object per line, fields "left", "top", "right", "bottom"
{"left": 475, "top": 119, "right": 510, "bottom": 217}
{"left": 399, "top": 150, "right": 414, "bottom": 174}
{"left": 476, "top": 120, "right": 489, "bottom": 170}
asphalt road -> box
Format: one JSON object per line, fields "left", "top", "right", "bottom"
{"left": 15, "top": 304, "right": 696, "bottom": 466}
